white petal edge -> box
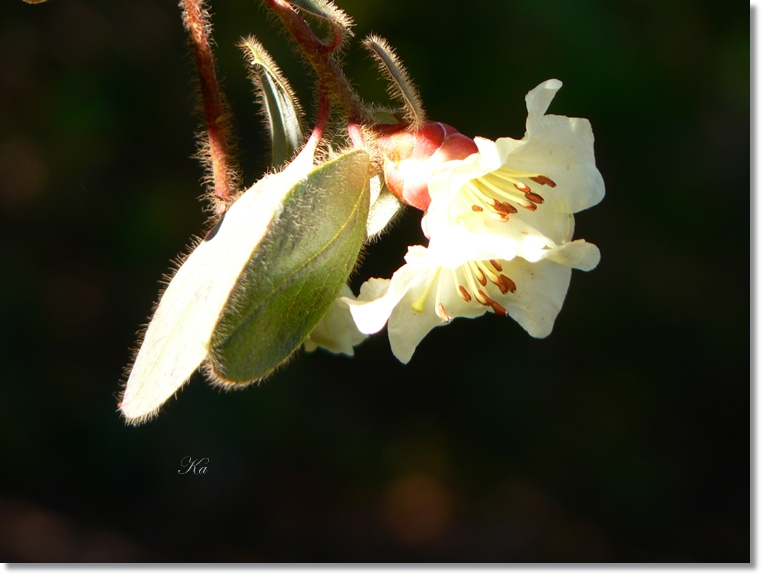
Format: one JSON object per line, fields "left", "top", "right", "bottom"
{"left": 525, "top": 79, "right": 563, "bottom": 138}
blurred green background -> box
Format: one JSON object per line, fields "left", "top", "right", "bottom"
{"left": 0, "top": 0, "right": 749, "bottom": 562}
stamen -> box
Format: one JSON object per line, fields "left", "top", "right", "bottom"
{"left": 524, "top": 191, "right": 544, "bottom": 204}
{"left": 478, "top": 290, "right": 509, "bottom": 316}
{"left": 501, "top": 202, "right": 517, "bottom": 214}
{"left": 529, "top": 175, "right": 557, "bottom": 187}
{"left": 489, "top": 259, "right": 503, "bottom": 272}
{"left": 462, "top": 263, "right": 484, "bottom": 302}
{"left": 490, "top": 299, "right": 509, "bottom": 316}
{"left": 434, "top": 269, "right": 445, "bottom": 319}
{"left": 514, "top": 182, "right": 531, "bottom": 193}
{"left": 523, "top": 201, "right": 537, "bottom": 212}
{"left": 464, "top": 181, "right": 488, "bottom": 201}
{"left": 478, "top": 177, "right": 523, "bottom": 202}
{"left": 484, "top": 199, "right": 510, "bottom": 220}
{"left": 477, "top": 176, "right": 536, "bottom": 210}
{"left": 458, "top": 285, "right": 472, "bottom": 302}
{"left": 471, "top": 205, "right": 483, "bottom": 212}
{"left": 468, "top": 261, "right": 487, "bottom": 286}
{"left": 479, "top": 262, "right": 500, "bottom": 284}
{"left": 463, "top": 182, "right": 493, "bottom": 212}
{"left": 498, "top": 274, "right": 517, "bottom": 294}
{"left": 474, "top": 289, "right": 488, "bottom": 305}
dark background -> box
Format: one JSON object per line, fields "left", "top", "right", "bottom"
{"left": 0, "top": 0, "right": 749, "bottom": 562}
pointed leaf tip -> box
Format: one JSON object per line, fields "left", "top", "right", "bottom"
{"left": 241, "top": 37, "right": 305, "bottom": 167}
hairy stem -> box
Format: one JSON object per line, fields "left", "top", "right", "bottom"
{"left": 264, "top": 0, "right": 369, "bottom": 124}
{"left": 181, "top": 0, "right": 239, "bottom": 210}
{"left": 304, "top": 89, "right": 331, "bottom": 154}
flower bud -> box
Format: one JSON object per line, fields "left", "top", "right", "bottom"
{"left": 376, "top": 121, "right": 478, "bottom": 211}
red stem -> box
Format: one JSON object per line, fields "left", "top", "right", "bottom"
{"left": 181, "top": 0, "right": 237, "bottom": 207}
{"left": 264, "top": 0, "right": 368, "bottom": 124}
{"left": 293, "top": 90, "right": 330, "bottom": 165}
{"left": 309, "top": 90, "right": 331, "bottom": 146}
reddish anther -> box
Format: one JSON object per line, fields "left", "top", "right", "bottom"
{"left": 530, "top": 175, "right": 557, "bottom": 187}
{"left": 498, "top": 275, "right": 517, "bottom": 294}
{"left": 524, "top": 191, "right": 544, "bottom": 204}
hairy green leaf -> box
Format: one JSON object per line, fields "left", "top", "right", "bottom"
{"left": 363, "top": 35, "right": 425, "bottom": 126}
{"left": 241, "top": 37, "right": 304, "bottom": 167}
{"left": 208, "top": 149, "right": 370, "bottom": 384}
{"left": 120, "top": 152, "right": 318, "bottom": 424}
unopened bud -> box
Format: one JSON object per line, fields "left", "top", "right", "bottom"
{"left": 376, "top": 121, "right": 478, "bottom": 211}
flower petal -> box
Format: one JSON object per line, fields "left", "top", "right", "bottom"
{"left": 304, "top": 285, "right": 367, "bottom": 355}
{"left": 506, "top": 115, "right": 605, "bottom": 214}
{"left": 545, "top": 239, "right": 601, "bottom": 271}
{"left": 366, "top": 183, "right": 404, "bottom": 238}
{"left": 386, "top": 267, "right": 486, "bottom": 363}
{"left": 343, "top": 260, "right": 424, "bottom": 335}
{"left": 525, "top": 79, "right": 563, "bottom": 138}
{"left": 493, "top": 257, "right": 572, "bottom": 338}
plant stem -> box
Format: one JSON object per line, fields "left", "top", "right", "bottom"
{"left": 264, "top": 0, "right": 369, "bottom": 124}
{"left": 181, "top": 0, "right": 239, "bottom": 210}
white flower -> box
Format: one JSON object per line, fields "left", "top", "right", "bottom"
{"left": 303, "top": 285, "right": 367, "bottom": 356}
{"left": 344, "top": 79, "right": 604, "bottom": 364}
{"left": 345, "top": 240, "right": 599, "bottom": 364}
{"left": 424, "top": 79, "right": 604, "bottom": 262}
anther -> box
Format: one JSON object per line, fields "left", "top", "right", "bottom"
{"left": 478, "top": 290, "right": 508, "bottom": 316}
{"left": 498, "top": 274, "right": 517, "bottom": 294}
{"left": 458, "top": 285, "right": 472, "bottom": 302}
{"left": 530, "top": 175, "right": 557, "bottom": 187}
{"left": 524, "top": 191, "right": 544, "bottom": 204}
{"left": 490, "top": 300, "right": 509, "bottom": 316}
{"left": 471, "top": 205, "right": 483, "bottom": 212}
{"left": 523, "top": 201, "right": 537, "bottom": 212}
{"left": 501, "top": 202, "right": 518, "bottom": 214}
{"left": 514, "top": 182, "right": 531, "bottom": 193}
{"left": 490, "top": 259, "right": 503, "bottom": 272}
{"left": 437, "top": 303, "right": 450, "bottom": 322}
{"left": 475, "top": 266, "right": 487, "bottom": 286}
{"left": 474, "top": 289, "right": 489, "bottom": 305}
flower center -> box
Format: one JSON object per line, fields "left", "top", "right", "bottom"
{"left": 458, "top": 166, "right": 556, "bottom": 221}
{"left": 411, "top": 259, "right": 517, "bottom": 321}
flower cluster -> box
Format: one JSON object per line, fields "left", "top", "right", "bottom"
{"left": 119, "top": 0, "right": 605, "bottom": 423}
{"left": 326, "top": 79, "right": 605, "bottom": 363}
